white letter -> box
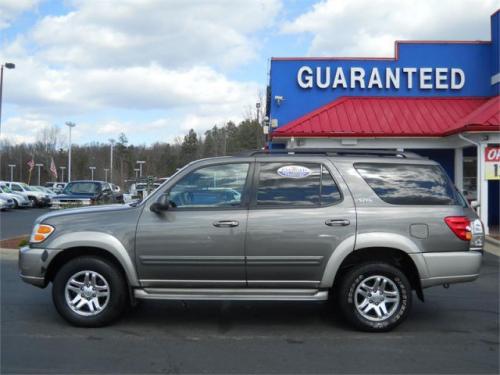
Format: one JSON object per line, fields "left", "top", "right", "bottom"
{"left": 316, "top": 66, "right": 330, "bottom": 89}
{"left": 350, "top": 67, "right": 365, "bottom": 88}
{"left": 451, "top": 68, "right": 465, "bottom": 89}
{"left": 367, "top": 68, "right": 383, "bottom": 88}
{"left": 297, "top": 66, "right": 313, "bottom": 88}
{"left": 403, "top": 67, "right": 417, "bottom": 89}
{"left": 332, "top": 67, "right": 347, "bottom": 88}
{"left": 386, "top": 68, "right": 400, "bottom": 89}
{"left": 420, "top": 67, "right": 433, "bottom": 89}
{"left": 435, "top": 68, "right": 449, "bottom": 89}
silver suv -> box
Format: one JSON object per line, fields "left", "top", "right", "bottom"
{"left": 19, "top": 150, "right": 484, "bottom": 331}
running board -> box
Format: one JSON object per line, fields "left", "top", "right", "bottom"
{"left": 134, "top": 288, "right": 328, "bottom": 301}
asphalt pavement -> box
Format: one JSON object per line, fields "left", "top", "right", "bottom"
{"left": 0, "top": 208, "right": 51, "bottom": 239}
{"left": 1, "top": 246, "right": 498, "bottom": 374}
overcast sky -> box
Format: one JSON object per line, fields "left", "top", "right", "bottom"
{"left": 0, "top": 0, "right": 497, "bottom": 145}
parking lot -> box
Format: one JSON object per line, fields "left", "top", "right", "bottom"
{"left": 0, "top": 211, "right": 498, "bottom": 374}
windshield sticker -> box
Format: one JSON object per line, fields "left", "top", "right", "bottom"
{"left": 277, "top": 165, "right": 312, "bottom": 179}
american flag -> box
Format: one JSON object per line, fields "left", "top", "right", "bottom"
{"left": 50, "top": 158, "right": 58, "bottom": 179}
{"left": 27, "top": 158, "right": 35, "bottom": 172}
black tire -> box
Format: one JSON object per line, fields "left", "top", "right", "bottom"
{"left": 52, "top": 256, "right": 128, "bottom": 327}
{"left": 12, "top": 199, "right": 19, "bottom": 209}
{"left": 336, "top": 262, "right": 412, "bottom": 332}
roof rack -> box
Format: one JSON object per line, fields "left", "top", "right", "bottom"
{"left": 236, "top": 148, "right": 424, "bottom": 159}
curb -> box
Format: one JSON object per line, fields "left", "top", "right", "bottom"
{"left": 485, "top": 236, "right": 500, "bottom": 247}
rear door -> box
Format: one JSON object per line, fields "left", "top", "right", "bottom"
{"left": 245, "top": 157, "right": 356, "bottom": 288}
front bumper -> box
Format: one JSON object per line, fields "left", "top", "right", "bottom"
{"left": 18, "top": 246, "right": 61, "bottom": 288}
{"left": 412, "top": 251, "right": 483, "bottom": 288}
{"left": 50, "top": 199, "right": 91, "bottom": 209}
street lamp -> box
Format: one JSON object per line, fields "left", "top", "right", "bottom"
{"left": 89, "top": 166, "right": 96, "bottom": 180}
{"left": 59, "top": 166, "right": 66, "bottom": 182}
{"left": 0, "top": 62, "right": 15, "bottom": 136}
{"left": 104, "top": 168, "right": 109, "bottom": 182}
{"left": 134, "top": 168, "right": 140, "bottom": 179}
{"left": 35, "top": 163, "right": 43, "bottom": 186}
{"left": 66, "top": 122, "right": 76, "bottom": 182}
{"left": 136, "top": 160, "right": 146, "bottom": 177}
{"left": 109, "top": 139, "right": 115, "bottom": 184}
{"left": 8, "top": 164, "right": 15, "bottom": 181}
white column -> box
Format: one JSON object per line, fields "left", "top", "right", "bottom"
{"left": 479, "top": 143, "right": 489, "bottom": 235}
{"left": 454, "top": 148, "right": 463, "bottom": 192}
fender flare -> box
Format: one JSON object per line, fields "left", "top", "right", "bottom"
{"left": 320, "top": 232, "right": 429, "bottom": 288}
{"left": 47, "top": 231, "right": 139, "bottom": 286}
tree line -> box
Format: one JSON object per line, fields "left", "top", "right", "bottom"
{"left": 0, "top": 118, "right": 265, "bottom": 189}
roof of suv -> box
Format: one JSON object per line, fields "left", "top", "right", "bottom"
{"left": 233, "top": 148, "right": 429, "bottom": 162}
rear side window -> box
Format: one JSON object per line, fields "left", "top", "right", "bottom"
{"left": 355, "top": 163, "right": 459, "bottom": 205}
{"left": 256, "top": 163, "right": 341, "bottom": 207}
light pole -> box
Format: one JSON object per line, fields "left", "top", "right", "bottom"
{"left": 134, "top": 168, "right": 140, "bottom": 179}
{"left": 35, "top": 163, "right": 43, "bottom": 186}
{"left": 8, "top": 164, "right": 15, "bottom": 181}
{"left": 104, "top": 168, "right": 109, "bottom": 182}
{"left": 0, "top": 62, "right": 15, "bottom": 136}
{"left": 66, "top": 122, "right": 76, "bottom": 182}
{"left": 109, "top": 139, "right": 115, "bottom": 184}
{"left": 136, "top": 161, "right": 145, "bottom": 177}
{"left": 89, "top": 166, "right": 96, "bottom": 180}
{"left": 59, "top": 166, "right": 66, "bottom": 182}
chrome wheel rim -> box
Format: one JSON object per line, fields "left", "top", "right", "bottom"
{"left": 354, "top": 275, "right": 400, "bottom": 322}
{"left": 64, "top": 270, "right": 110, "bottom": 316}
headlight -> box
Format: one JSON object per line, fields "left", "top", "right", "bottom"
{"left": 30, "top": 224, "right": 55, "bottom": 243}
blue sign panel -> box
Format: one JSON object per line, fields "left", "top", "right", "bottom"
{"left": 269, "top": 12, "right": 499, "bottom": 128}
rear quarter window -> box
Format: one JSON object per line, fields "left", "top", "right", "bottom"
{"left": 355, "top": 163, "right": 459, "bottom": 205}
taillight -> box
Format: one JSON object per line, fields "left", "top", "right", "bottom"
{"left": 445, "top": 216, "right": 472, "bottom": 241}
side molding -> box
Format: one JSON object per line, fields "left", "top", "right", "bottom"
{"left": 47, "top": 231, "right": 140, "bottom": 286}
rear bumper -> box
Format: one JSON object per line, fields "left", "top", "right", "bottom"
{"left": 415, "top": 251, "right": 483, "bottom": 288}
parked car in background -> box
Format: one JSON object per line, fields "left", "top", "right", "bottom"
{"left": 51, "top": 180, "right": 122, "bottom": 209}
{"left": 45, "top": 182, "right": 67, "bottom": 193}
{"left": 31, "top": 186, "right": 58, "bottom": 199}
{"left": 0, "top": 184, "right": 32, "bottom": 208}
{"left": 0, "top": 196, "right": 15, "bottom": 210}
{"left": 1, "top": 181, "right": 51, "bottom": 207}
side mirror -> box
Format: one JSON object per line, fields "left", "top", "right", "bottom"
{"left": 471, "top": 200, "right": 480, "bottom": 209}
{"left": 150, "top": 194, "right": 170, "bottom": 213}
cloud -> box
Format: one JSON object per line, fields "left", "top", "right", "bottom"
{"left": 31, "top": 0, "right": 282, "bottom": 69}
{"left": 0, "top": 0, "right": 40, "bottom": 29}
{"left": 0, "top": 114, "right": 52, "bottom": 144}
{"left": 281, "top": 0, "right": 498, "bottom": 57}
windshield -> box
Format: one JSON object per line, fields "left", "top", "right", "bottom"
{"left": 20, "top": 183, "right": 34, "bottom": 191}
{"left": 63, "top": 182, "right": 101, "bottom": 194}
{"left": 0, "top": 185, "right": 13, "bottom": 193}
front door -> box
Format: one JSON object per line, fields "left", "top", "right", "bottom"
{"left": 245, "top": 159, "right": 356, "bottom": 288}
{"left": 135, "top": 162, "right": 252, "bottom": 288}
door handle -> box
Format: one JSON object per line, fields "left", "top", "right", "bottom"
{"left": 213, "top": 220, "right": 239, "bottom": 228}
{"left": 325, "top": 219, "right": 350, "bottom": 227}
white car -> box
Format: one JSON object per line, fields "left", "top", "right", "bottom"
{"left": 0, "top": 184, "right": 31, "bottom": 208}
{"left": 1, "top": 181, "right": 51, "bottom": 208}
{"left": 0, "top": 196, "right": 15, "bottom": 210}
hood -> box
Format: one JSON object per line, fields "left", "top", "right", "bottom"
{"left": 36, "top": 203, "right": 136, "bottom": 224}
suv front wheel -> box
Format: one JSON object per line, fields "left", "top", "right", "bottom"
{"left": 52, "top": 256, "right": 128, "bottom": 327}
{"left": 336, "top": 262, "right": 412, "bottom": 332}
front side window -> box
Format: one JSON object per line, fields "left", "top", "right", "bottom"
{"left": 11, "top": 184, "right": 22, "bottom": 192}
{"left": 256, "top": 162, "right": 341, "bottom": 207}
{"left": 169, "top": 163, "right": 249, "bottom": 208}
{"left": 355, "top": 163, "right": 459, "bottom": 205}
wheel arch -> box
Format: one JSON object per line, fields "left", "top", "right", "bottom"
{"left": 44, "top": 232, "right": 139, "bottom": 287}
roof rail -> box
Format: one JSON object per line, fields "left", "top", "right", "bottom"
{"left": 236, "top": 148, "right": 424, "bottom": 159}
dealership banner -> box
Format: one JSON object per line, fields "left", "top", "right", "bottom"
{"left": 485, "top": 146, "right": 500, "bottom": 180}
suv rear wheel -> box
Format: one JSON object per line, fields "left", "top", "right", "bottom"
{"left": 336, "top": 262, "right": 412, "bottom": 332}
{"left": 52, "top": 256, "right": 128, "bottom": 327}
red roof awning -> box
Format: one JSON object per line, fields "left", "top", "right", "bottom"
{"left": 272, "top": 96, "right": 499, "bottom": 138}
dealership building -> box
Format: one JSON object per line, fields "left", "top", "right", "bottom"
{"left": 266, "top": 10, "right": 500, "bottom": 234}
